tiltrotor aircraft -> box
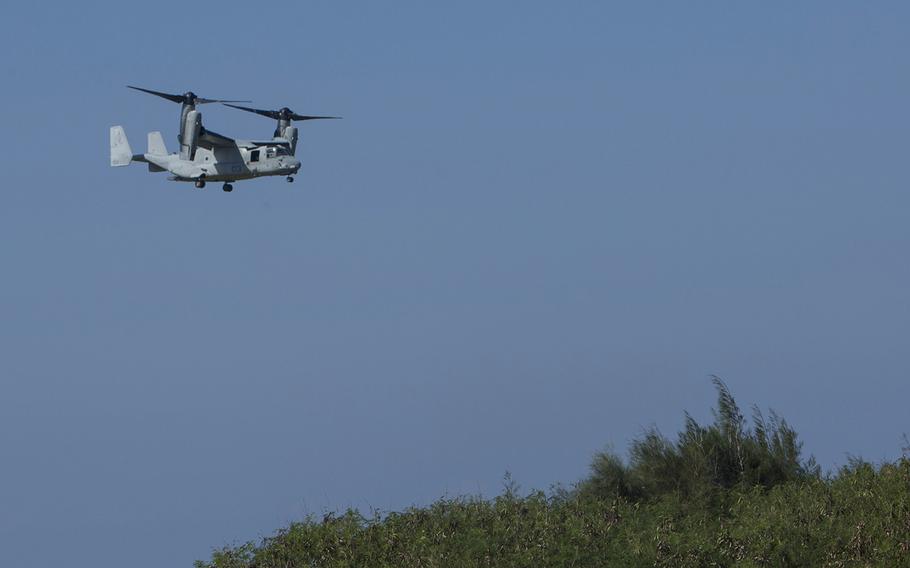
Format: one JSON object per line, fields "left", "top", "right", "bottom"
{"left": 110, "top": 86, "right": 339, "bottom": 192}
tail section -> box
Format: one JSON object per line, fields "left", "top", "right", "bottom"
{"left": 147, "top": 131, "right": 168, "bottom": 156}
{"left": 144, "top": 132, "right": 170, "bottom": 172}
{"left": 110, "top": 126, "right": 132, "bottom": 167}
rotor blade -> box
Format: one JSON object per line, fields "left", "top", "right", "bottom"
{"left": 289, "top": 113, "right": 342, "bottom": 121}
{"left": 126, "top": 85, "right": 186, "bottom": 104}
{"left": 222, "top": 103, "right": 282, "bottom": 120}
{"left": 196, "top": 98, "right": 253, "bottom": 105}
{"left": 224, "top": 103, "right": 341, "bottom": 121}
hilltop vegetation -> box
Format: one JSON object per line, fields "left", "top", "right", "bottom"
{"left": 196, "top": 379, "right": 910, "bottom": 567}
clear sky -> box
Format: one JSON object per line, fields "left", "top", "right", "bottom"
{"left": 1, "top": 2, "right": 909, "bottom": 567}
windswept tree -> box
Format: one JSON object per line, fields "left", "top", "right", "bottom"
{"left": 580, "top": 377, "right": 819, "bottom": 501}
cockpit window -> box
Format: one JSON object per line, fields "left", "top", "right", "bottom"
{"left": 276, "top": 147, "right": 290, "bottom": 156}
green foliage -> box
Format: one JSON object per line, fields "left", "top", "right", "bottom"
{"left": 579, "top": 377, "right": 819, "bottom": 502}
{"left": 196, "top": 381, "right": 910, "bottom": 568}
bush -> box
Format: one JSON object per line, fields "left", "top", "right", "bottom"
{"left": 196, "top": 379, "right": 910, "bottom": 568}
{"left": 579, "top": 377, "right": 819, "bottom": 502}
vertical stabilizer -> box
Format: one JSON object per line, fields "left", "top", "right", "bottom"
{"left": 147, "top": 131, "right": 168, "bottom": 155}
{"left": 110, "top": 126, "right": 132, "bottom": 166}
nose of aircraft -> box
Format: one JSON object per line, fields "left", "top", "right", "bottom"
{"left": 291, "top": 159, "right": 301, "bottom": 172}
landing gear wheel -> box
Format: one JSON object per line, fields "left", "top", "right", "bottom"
{"left": 195, "top": 180, "right": 206, "bottom": 189}
{"left": 286, "top": 176, "right": 294, "bottom": 183}
{"left": 222, "top": 183, "right": 233, "bottom": 192}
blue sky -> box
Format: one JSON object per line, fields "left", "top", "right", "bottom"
{"left": 1, "top": 2, "right": 909, "bottom": 567}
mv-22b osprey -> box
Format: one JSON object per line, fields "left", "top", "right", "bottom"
{"left": 110, "top": 86, "right": 339, "bottom": 192}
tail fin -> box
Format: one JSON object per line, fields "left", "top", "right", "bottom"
{"left": 147, "top": 131, "right": 168, "bottom": 156}
{"left": 110, "top": 126, "right": 132, "bottom": 167}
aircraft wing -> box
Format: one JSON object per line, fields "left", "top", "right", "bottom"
{"left": 236, "top": 139, "right": 292, "bottom": 148}
{"left": 196, "top": 128, "right": 237, "bottom": 149}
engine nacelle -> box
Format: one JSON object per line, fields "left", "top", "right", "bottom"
{"left": 180, "top": 110, "right": 202, "bottom": 160}
{"left": 284, "top": 126, "right": 299, "bottom": 156}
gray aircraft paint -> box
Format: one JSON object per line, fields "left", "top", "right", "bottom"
{"left": 109, "top": 87, "right": 337, "bottom": 190}
{"left": 111, "top": 123, "right": 301, "bottom": 187}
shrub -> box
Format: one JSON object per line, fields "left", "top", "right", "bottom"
{"left": 579, "top": 377, "right": 819, "bottom": 502}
